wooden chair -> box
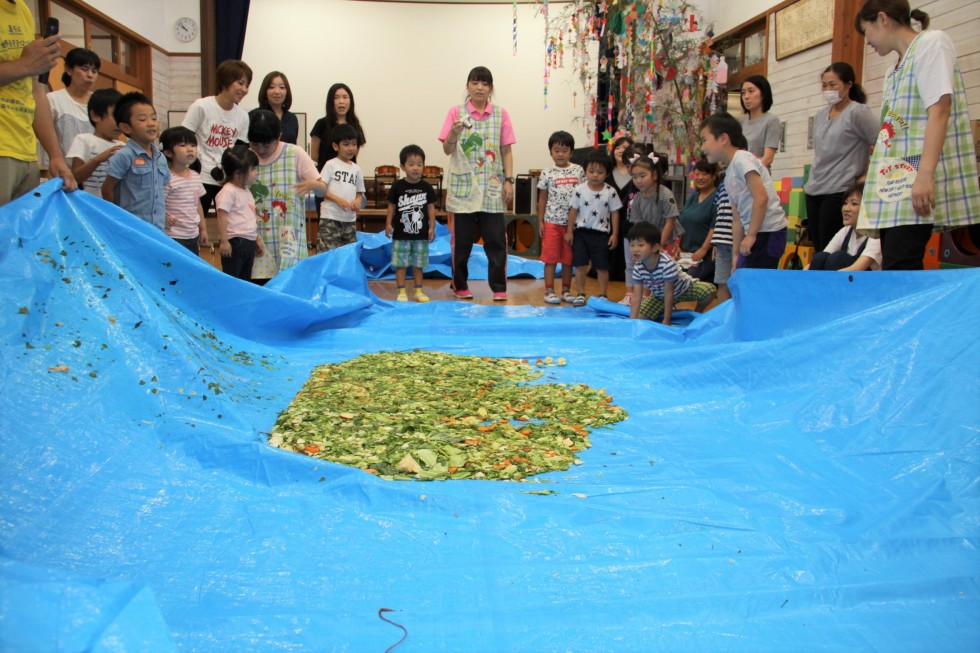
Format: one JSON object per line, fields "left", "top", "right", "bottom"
{"left": 374, "top": 165, "right": 399, "bottom": 208}
{"left": 422, "top": 165, "right": 444, "bottom": 210}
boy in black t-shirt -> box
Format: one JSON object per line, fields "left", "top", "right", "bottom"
{"left": 386, "top": 145, "right": 437, "bottom": 302}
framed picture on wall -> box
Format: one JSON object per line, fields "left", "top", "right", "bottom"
{"left": 775, "top": 0, "right": 834, "bottom": 60}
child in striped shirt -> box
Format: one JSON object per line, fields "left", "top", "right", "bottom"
{"left": 66, "top": 88, "right": 123, "bottom": 197}
{"left": 710, "top": 171, "right": 734, "bottom": 303}
{"left": 161, "top": 127, "right": 209, "bottom": 254}
{"left": 628, "top": 222, "right": 716, "bottom": 326}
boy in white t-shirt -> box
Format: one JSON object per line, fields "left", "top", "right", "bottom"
{"left": 317, "top": 124, "right": 365, "bottom": 252}
{"left": 700, "top": 112, "right": 788, "bottom": 269}
{"left": 181, "top": 59, "right": 252, "bottom": 214}
{"left": 536, "top": 130, "right": 584, "bottom": 304}
{"left": 66, "top": 88, "right": 124, "bottom": 197}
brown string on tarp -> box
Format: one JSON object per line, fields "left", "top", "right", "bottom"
{"left": 378, "top": 608, "right": 408, "bottom": 652}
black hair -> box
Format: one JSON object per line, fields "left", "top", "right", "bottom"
{"left": 855, "top": 0, "right": 929, "bottom": 34}
{"left": 87, "top": 87, "right": 121, "bottom": 126}
{"left": 740, "top": 75, "right": 774, "bottom": 114}
{"left": 611, "top": 136, "right": 635, "bottom": 164}
{"left": 330, "top": 123, "right": 359, "bottom": 145}
{"left": 160, "top": 127, "right": 202, "bottom": 172}
{"left": 61, "top": 48, "right": 100, "bottom": 87}
{"left": 548, "top": 131, "right": 575, "bottom": 150}
{"left": 320, "top": 83, "right": 366, "bottom": 146}
{"left": 701, "top": 112, "right": 747, "bottom": 150}
{"left": 467, "top": 66, "right": 494, "bottom": 86}
{"left": 843, "top": 181, "right": 865, "bottom": 200}
{"left": 257, "top": 70, "right": 292, "bottom": 111}
{"left": 248, "top": 109, "right": 281, "bottom": 144}
{"left": 215, "top": 59, "right": 253, "bottom": 92}
{"left": 693, "top": 158, "right": 720, "bottom": 184}
{"left": 113, "top": 91, "right": 153, "bottom": 127}
{"left": 823, "top": 62, "right": 869, "bottom": 103}
{"left": 399, "top": 144, "right": 425, "bottom": 165}
{"left": 584, "top": 148, "right": 611, "bottom": 173}
{"left": 212, "top": 141, "right": 258, "bottom": 185}
{"left": 628, "top": 143, "right": 669, "bottom": 180}
{"left": 160, "top": 126, "right": 197, "bottom": 152}
{"left": 627, "top": 221, "right": 662, "bottom": 246}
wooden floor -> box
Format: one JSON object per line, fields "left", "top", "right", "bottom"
{"left": 196, "top": 217, "right": 723, "bottom": 310}
{"left": 198, "top": 243, "right": 629, "bottom": 307}
{"left": 368, "top": 276, "right": 629, "bottom": 307}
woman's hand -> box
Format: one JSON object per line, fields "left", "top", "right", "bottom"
{"left": 503, "top": 179, "right": 514, "bottom": 207}
{"left": 910, "top": 174, "right": 936, "bottom": 217}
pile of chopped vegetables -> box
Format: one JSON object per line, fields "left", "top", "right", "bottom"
{"left": 268, "top": 350, "right": 627, "bottom": 481}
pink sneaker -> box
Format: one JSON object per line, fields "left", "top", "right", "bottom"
{"left": 492, "top": 292, "right": 508, "bottom": 301}
{"left": 452, "top": 288, "right": 473, "bottom": 299}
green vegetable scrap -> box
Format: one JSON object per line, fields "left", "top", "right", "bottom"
{"left": 269, "top": 351, "right": 627, "bottom": 481}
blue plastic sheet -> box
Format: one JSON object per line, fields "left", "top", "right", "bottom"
{"left": 356, "top": 222, "right": 545, "bottom": 280}
{"left": 1, "top": 181, "right": 978, "bottom": 652}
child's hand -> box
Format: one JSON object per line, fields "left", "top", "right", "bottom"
{"left": 739, "top": 233, "right": 756, "bottom": 256}
{"left": 256, "top": 238, "right": 266, "bottom": 257}
{"left": 98, "top": 145, "right": 123, "bottom": 163}
{"left": 348, "top": 199, "right": 360, "bottom": 211}
{"left": 693, "top": 245, "right": 710, "bottom": 262}
{"left": 608, "top": 234, "right": 617, "bottom": 249}
{"left": 429, "top": 229, "right": 435, "bottom": 242}
{"left": 384, "top": 224, "right": 393, "bottom": 238}
{"left": 165, "top": 213, "right": 175, "bottom": 229}
{"left": 219, "top": 240, "right": 232, "bottom": 257}
{"left": 711, "top": 246, "right": 717, "bottom": 261}
{"left": 564, "top": 231, "right": 574, "bottom": 245}
{"left": 198, "top": 231, "right": 210, "bottom": 247}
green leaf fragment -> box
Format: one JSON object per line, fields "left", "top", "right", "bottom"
{"left": 269, "top": 351, "right": 628, "bottom": 482}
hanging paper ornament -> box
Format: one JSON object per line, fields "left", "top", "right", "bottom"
{"left": 715, "top": 57, "right": 728, "bottom": 85}
{"left": 512, "top": 0, "right": 518, "bottom": 54}
{"left": 609, "top": 9, "right": 625, "bottom": 36}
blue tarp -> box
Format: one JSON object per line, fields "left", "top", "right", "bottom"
{"left": 1, "top": 180, "right": 978, "bottom": 652}
{"left": 356, "top": 222, "right": 546, "bottom": 280}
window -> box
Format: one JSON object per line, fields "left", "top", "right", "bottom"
{"left": 712, "top": 18, "right": 767, "bottom": 88}
{"left": 42, "top": 0, "right": 151, "bottom": 96}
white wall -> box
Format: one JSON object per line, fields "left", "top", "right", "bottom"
{"left": 708, "top": 0, "right": 779, "bottom": 36}
{"left": 85, "top": 0, "right": 200, "bottom": 53}
{"left": 240, "top": 0, "right": 594, "bottom": 177}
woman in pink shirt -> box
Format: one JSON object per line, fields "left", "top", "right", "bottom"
{"left": 439, "top": 66, "right": 516, "bottom": 301}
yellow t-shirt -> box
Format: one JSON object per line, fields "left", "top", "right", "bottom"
{"left": 0, "top": 0, "right": 37, "bottom": 162}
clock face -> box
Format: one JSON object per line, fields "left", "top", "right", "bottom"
{"left": 174, "top": 17, "right": 197, "bottom": 42}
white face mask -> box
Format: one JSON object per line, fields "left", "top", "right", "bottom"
{"left": 823, "top": 90, "right": 841, "bottom": 105}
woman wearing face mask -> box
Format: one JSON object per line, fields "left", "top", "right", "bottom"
{"left": 802, "top": 62, "right": 879, "bottom": 251}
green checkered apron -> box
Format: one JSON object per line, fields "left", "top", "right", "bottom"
{"left": 453, "top": 103, "right": 505, "bottom": 214}
{"left": 859, "top": 31, "right": 980, "bottom": 235}
{"left": 250, "top": 144, "right": 307, "bottom": 279}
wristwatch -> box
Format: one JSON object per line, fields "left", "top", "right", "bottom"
{"left": 504, "top": 177, "right": 514, "bottom": 183}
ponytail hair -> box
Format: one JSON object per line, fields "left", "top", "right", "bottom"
{"left": 824, "top": 62, "right": 868, "bottom": 104}
{"left": 854, "top": 0, "right": 929, "bottom": 34}
{"left": 627, "top": 143, "right": 669, "bottom": 183}
{"left": 211, "top": 141, "right": 257, "bottom": 184}
{"left": 61, "top": 48, "right": 100, "bottom": 87}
